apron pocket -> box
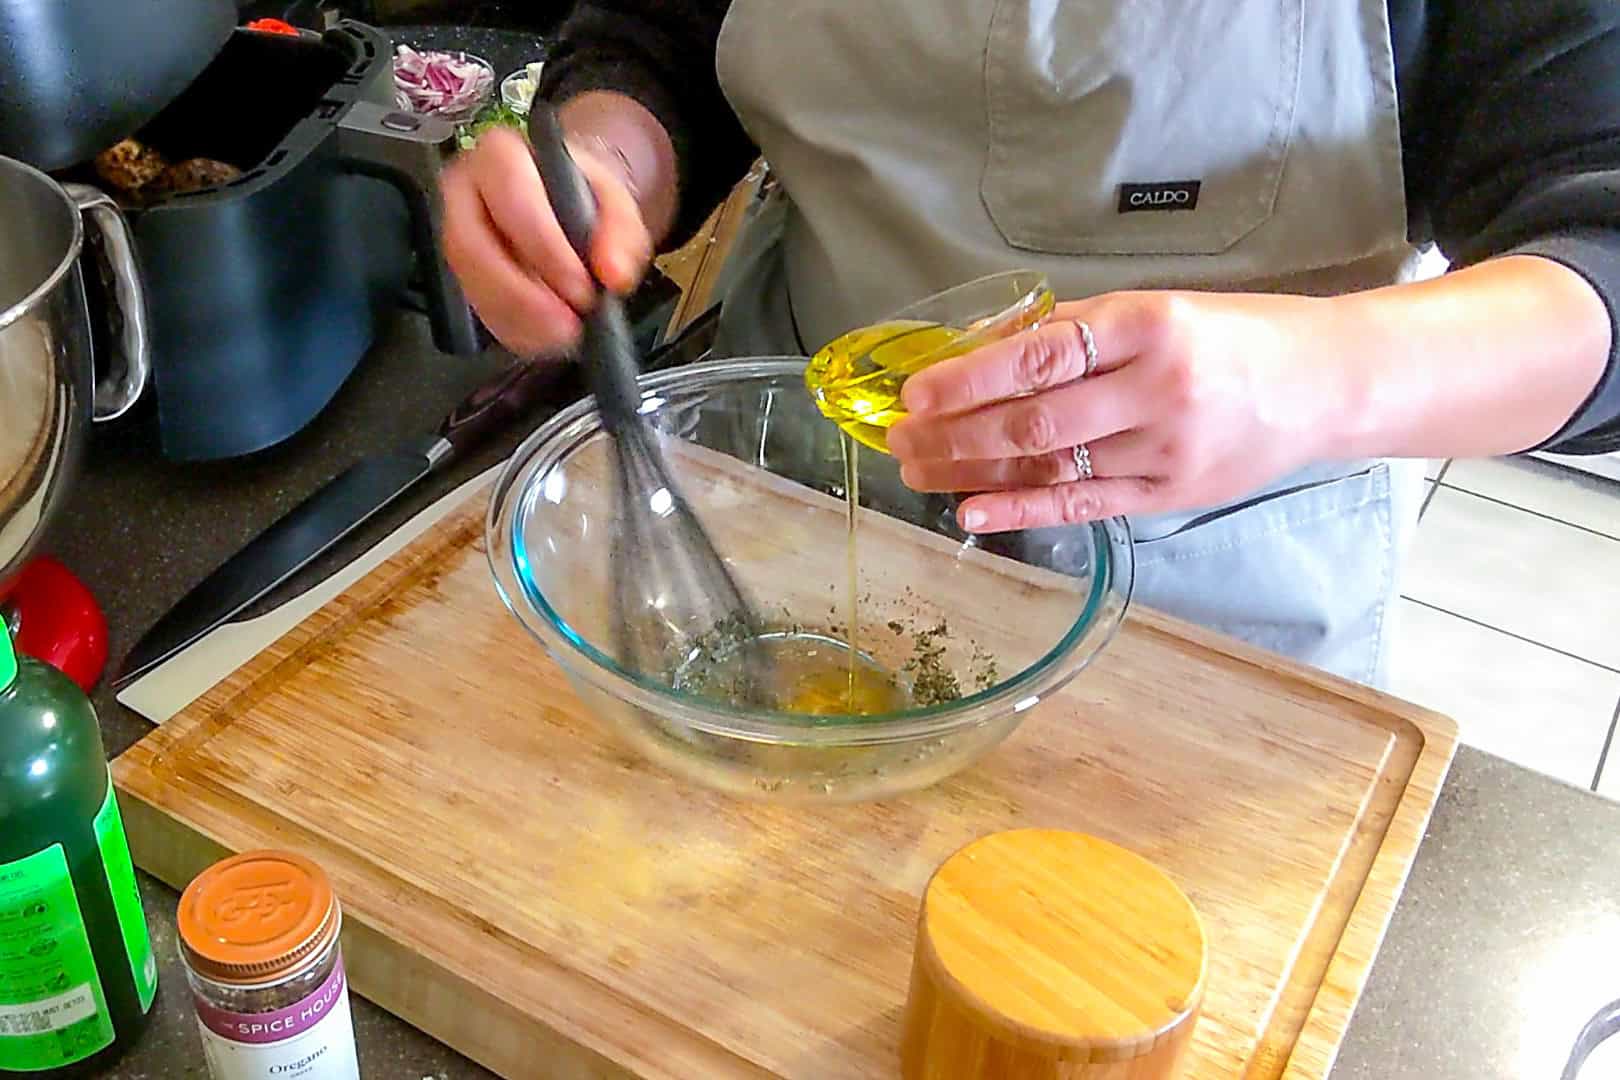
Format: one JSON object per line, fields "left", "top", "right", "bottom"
{"left": 1130, "top": 463, "right": 1395, "bottom": 684}
{"left": 981, "top": 0, "right": 1303, "bottom": 256}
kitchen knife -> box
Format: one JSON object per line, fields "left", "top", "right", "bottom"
{"left": 111, "top": 303, "right": 724, "bottom": 691}
{"left": 110, "top": 359, "right": 578, "bottom": 689}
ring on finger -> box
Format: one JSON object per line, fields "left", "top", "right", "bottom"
{"left": 1071, "top": 443, "right": 1094, "bottom": 481}
{"left": 1074, "top": 320, "right": 1099, "bottom": 378}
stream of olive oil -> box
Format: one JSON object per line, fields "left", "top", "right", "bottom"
{"left": 694, "top": 309, "right": 1054, "bottom": 717}
{"left": 780, "top": 324, "right": 962, "bottom": 716}
{"left": 806, "top": 324, "right": 969, "bottom": 712}
{"left": 670, "top": 430, "right": 907, "bottom": 717}
{"left": 775, "top": 319, "right": 1000, "bottom": 717}
{"left": 842, "top": 431, "right": 860, "bottom": 711}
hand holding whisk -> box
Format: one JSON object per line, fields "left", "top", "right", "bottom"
{"left": 525, "top": 103, "right": 775, "bottom": 702}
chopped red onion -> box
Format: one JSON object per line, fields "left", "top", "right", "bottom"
{"left": 393, "top": 45, "right": 494, "bottom": 118}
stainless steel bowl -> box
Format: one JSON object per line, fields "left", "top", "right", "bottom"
{"left": 0, "top": 155, "right": 148, "bottom": 584}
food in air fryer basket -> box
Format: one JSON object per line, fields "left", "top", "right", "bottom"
{"left": 92, "top": 137, "right": 241, "bottom": 202}
{"left": 93, "top": 139, "right": 169, "bottom": 192}
{"left": 148, "top": 157, "right": 242, "bottom": 195}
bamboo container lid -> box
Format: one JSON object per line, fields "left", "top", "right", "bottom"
{"left": 900, "top": 829, "right": 1207, "bottom": 1079}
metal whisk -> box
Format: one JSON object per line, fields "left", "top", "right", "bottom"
{"left": 527, "top": 104, "right": 772, "bottom": 700}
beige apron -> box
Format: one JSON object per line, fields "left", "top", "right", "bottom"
{"left": 710, "top": 0, "right": 1429, "bottom": 686}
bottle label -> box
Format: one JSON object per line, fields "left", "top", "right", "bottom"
{"left": 92, "top": 772, "right": 158, "bottom": 1012}
{"left": 0, "top": 843, "right": 114, "bottom": 1071}
{"left": 193, "top": 955, "right": 360, "bottom": 1080}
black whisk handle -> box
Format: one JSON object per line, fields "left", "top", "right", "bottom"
{"left": 583, "top": 301, "right": 643, "bottom": 429}
{"left": 527, "top": 102, "right": 597, "bottom": 264}
{"left": 524, "top": 101, "right": 643, "bottom": 430}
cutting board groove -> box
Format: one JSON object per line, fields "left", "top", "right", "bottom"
{"left": 114, "top": 483, "right": 1455, "bottom": 1080}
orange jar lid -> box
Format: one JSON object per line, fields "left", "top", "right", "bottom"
{"left": 178, "top": 850, "right": 339, "bottom": 984}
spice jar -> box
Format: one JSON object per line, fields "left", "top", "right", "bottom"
{"left": 177, "top": 851, "right": 359, "bottom": 1080}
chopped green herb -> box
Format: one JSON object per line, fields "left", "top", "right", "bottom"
{"left": 903, "top": 620, "right": 962, "bottom": 707}
{"left": 455, "top": 101, "right": 527, "bottom": 150}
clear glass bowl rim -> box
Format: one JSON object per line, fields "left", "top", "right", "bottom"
{"left": 485, "top": 356, "right": 1135, "bottom": 747}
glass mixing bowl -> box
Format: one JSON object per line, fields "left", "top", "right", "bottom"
{"left": 486, "top": 358, "right": 1133, "bottom": 803}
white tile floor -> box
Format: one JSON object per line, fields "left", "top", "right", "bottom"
{"left": 1390, "top": 455, "right": 1620, "bottom": 792}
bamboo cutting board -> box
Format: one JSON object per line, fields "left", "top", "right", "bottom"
{"left": 112, "top": 461, "right": 1456, "bottom": 1080}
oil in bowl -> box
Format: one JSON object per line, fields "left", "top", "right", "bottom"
{"left": 673, "top": 631, "right": 912, "bottom": 719}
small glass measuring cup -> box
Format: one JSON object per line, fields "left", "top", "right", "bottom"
{"left": 804, "top": 270, "right": 1056, "bottom": 453}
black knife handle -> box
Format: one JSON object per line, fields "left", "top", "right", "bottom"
{"left": 437, "top": 360, "right": 575, "bottom": 457}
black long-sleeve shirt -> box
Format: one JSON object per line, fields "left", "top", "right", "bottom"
{"left": 539, "top": 0, "right": 1620, "bottom": 454}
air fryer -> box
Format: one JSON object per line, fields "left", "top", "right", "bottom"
{"left": 73, "top": 21, "right": 479, "bottom": 462}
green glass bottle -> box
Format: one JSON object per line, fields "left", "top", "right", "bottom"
{"left": 0, "top": 625, "right": 156, "bottom": 1076}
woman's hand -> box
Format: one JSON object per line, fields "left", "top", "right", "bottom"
{"left": 886, "top": 291, "right": 1347, "bottom": 533}
{"left": 440, "top": 127, "right": 652, "bottom": 357}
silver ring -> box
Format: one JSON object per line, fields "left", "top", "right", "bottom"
{"left": 1076, "top": 320, "right": 1099, "bottom": 377}
{"left": 1071, "top": 443, "right": 1094, "bottom": 481}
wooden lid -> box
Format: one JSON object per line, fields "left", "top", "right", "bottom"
{"left": 911, "top": 829, "right": 1206, "bottom": 1065}
{"left": 178, "top": 850, "right": 339, "bottom": 984}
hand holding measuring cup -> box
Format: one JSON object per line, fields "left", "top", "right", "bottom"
{"left": 887, "top": 288, "right": 1348, "bottom": 533}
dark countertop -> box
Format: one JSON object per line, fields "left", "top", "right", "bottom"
{"left": 57, "top": 309, "right": 1620, "bottom": 1079}
{"left": 48, "top": 20, "right": 1620, "bottom": 1080}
